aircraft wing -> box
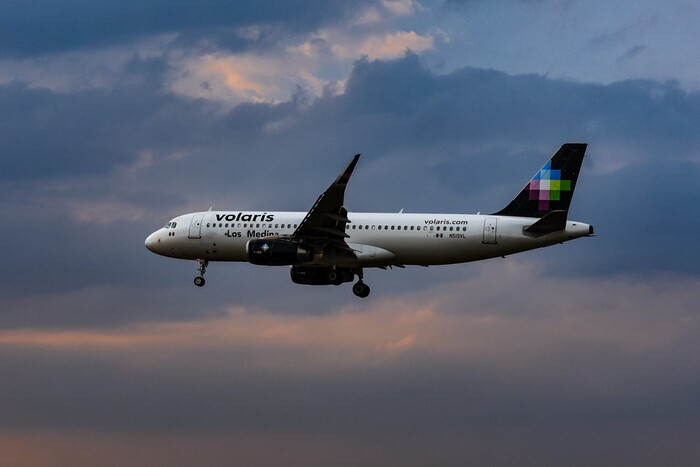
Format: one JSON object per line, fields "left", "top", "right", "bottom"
{"left": 292, "top": 154, "right": 360, "bottom": 254}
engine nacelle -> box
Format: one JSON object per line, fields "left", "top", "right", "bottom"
{"left": 247, "top": 239, "right": 313, "bottom": 266}
{"left": 290, "top": 266, "right": 355, "bottom": 285}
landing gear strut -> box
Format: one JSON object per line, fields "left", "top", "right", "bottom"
{"left": 194, "top": 259, "right": 208, "bottom": 287}
{"left": 352, "top": 269, "right": 370, "bottom": 298}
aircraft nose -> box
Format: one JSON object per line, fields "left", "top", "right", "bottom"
{"left": 145, "top": 231, "right": 161, "bottom": 253}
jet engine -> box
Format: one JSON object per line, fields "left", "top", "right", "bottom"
{"left": 247, "top": 239, "right": 313, "bottom": 266}
{"left": 290, "top": 266, "right": 354, "bottom": 285}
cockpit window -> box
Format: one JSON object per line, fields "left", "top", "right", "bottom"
{"left": 171, "top": 222, "right": 177, "bottom": 228}
{"left": 164, "top": 222, "right": 172, "bottom": 229}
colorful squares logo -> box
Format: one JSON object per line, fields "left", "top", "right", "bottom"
{"left": 528, "top": 162, "right": 572, "bottom": 210}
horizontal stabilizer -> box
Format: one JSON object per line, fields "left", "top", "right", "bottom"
{"left": 523, "top": 210, "right": 568, "bottom": 234}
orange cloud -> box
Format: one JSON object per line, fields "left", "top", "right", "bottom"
{"left": 0, "top": 302, "right": 434, "bottom": 369}
{"left": 333, "top": 31, "right": 434, "bottom": 60}
{"left": 2, "top": 259, "right": 699, "bottom": 406}
{"left": 3, "top": 264, "right": 699, "bottom": 391}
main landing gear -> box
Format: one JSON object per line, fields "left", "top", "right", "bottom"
{"left": 352, "top": 269, "right": 370, "bottom": 298}
{"left": 194, "top": 259, "right": 208, "bottom": 287}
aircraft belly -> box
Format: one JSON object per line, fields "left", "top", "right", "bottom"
{"left": 364, "top": 236, "right": 483, "bottom": 265}
{"left": 364, "top": 230, "right": 544, "bottom": 266}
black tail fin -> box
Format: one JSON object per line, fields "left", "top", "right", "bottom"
{"left": 493, "top": 143, "right": 587, "bottom": 218}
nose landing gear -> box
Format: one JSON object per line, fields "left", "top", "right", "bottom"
{"left": 194, "top": 259, "right": 208, "bottom": 287}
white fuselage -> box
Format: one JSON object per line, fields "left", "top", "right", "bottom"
{"left": 145, "top": 211, "right": 593, "bottom": 267}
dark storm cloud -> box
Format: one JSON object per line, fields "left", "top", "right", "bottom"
{"left": 0, "top": 0, "right": 375, "bottom": 57}
{"left": 0, "top": 62, "right": 223, "bottom": 180}
{"left": 4, "top": 53, "right": 700, "bottom": 326}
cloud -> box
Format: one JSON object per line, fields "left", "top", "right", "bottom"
{"left": 3, "top": 54, "right": 700, "bottom": 311}
{"left": 2, "top": 267, "right": 700, "bottom": 464}
{"left": 617, "top": 44, "right": 648, "bottom": 62}
{"left": 169, "top": 52, "right": 329, "bottom": 105}
{"left": 0, "top": 0, "right": 376, "bottom": 57}
{"left": 334, "top": 31, "right": 434, "bottom": 60}
{"left": 169, "top": 28, "right": 434, "bottom": 105}
{"left": 382, "top": 0, "right": 423, "bottom": 16}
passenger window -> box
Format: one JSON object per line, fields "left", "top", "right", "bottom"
{"left": 410, "top": 226, "right": 414, "bottom": 230}
{"left": 430, "top": 226, "right": 434, "bottom": 231}
{"left": 391, "top": 226, "right": 395, "bottom": 230}
{"left": 206, "top": 223, "right": 210, "bottom": 228}
{"left": 371, "top": 225, "right": 375, "bottom": 230}
{"left": 359, "top": 225, "right": 363, "bottom": 230}
{"left": 378, "top": 225, "right": 382, "bottom": 230}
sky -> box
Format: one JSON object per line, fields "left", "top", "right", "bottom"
{"left": 1, "top": 0, "right": 700, "bottom": 465}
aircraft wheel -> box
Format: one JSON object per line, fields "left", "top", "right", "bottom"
{"left": 194, "top": 276, "right": 206, "bottom": 287}
{"left": 352, "top": 281, "right": 370, "bottom": 298}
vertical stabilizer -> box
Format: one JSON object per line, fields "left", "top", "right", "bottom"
{"left": 493, "top": 143, "right": 587, "bottom": 218}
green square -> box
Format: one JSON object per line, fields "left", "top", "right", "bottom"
{"left": 550, "top": 190, "right": 561, "bottom": 201}
{"left": 561, "top": 180, "right": 571, "bottom": 191}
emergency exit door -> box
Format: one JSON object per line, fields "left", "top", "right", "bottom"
{"left": 483, "top": 217, "right": 497, "bottom": 244}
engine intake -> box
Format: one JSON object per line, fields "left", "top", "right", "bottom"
{"left": 247, "top": 239, "right": 313, "bottom": 266}
{"left": 290, "top": 266, "right": 355, "bottom": 285}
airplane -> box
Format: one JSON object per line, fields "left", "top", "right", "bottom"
{"left": 145, "top": 143, "right": 594, "bottom": 298}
